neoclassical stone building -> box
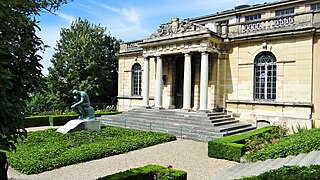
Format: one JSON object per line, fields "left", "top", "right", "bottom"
{"left": 118, "top": 0, "right": 320, "bottom": 129}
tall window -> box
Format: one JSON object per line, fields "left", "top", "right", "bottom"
{"left": 254, "top": 52, "right": 277, "bottom": 100}
{"left": 132, "top": 63, "right": 142, "bottom": 96}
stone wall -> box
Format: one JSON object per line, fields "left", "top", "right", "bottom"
{"left": 225, "top": 34, "right": 314, "bottom": 128}
{"left": 312, "top": 34, "right": 320, "bottom": 128}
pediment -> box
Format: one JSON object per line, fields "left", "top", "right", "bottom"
{"left": 148, "top": 17, "right": 209, "bottom": 39}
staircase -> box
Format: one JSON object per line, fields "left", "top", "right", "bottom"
{"left": 101, "top": 108, "right": 255, "bottom": 141}
{"left": 212, "top": 151, "right": 320, "bottom": 180}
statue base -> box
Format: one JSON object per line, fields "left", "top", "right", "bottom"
{"left": 56, "top": 119, "right": 101, "bottom": 134}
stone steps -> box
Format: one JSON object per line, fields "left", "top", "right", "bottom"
{"left": 212, "top": 151, "right": 320, "bottom": 180}
{"left": 101, "top": 109, "right": 256, "bottom": 141}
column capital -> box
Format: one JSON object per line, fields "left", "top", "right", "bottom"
{"left": 201, "top": 51, "right": 209, "bottom": 55}
{"left": 143, "top": 56, "right": 150, "bottom": 59}
{"left": 155, "top": 54, "right": 162, "bottom": 58}
{"left": 184, "top": 52, "right": 191, "bottom": 58}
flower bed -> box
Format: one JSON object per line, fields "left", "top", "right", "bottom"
{"left": 244, "top": 127, "right": 320, "bottom": 162}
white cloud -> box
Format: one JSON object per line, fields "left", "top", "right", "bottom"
{"left": 57, "top": 12, "right": 76, "bottom": 24}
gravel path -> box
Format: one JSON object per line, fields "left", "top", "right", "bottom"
{"left": 8, "top": 128, "right": 238, "bottom": 180}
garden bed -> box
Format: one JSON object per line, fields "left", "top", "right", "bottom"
{"left": 244, "top": 128, "right": 320, "bottom": 162}
{"left": 7, "top": 125, "right": 176, "bottom": 174}
{"left": 208, "top": 126, "right": 275, "bottom": 162}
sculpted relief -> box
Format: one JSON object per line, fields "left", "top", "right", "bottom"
{"left": 148, "top": 17, "right": 208, "bottom": 39}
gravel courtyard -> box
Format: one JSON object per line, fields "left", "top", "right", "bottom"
{"left": 8, "top": 139, "right": 238, "bottom": 180}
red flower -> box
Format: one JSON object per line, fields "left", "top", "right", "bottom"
{"left": 167, "top": 164, "right": 173, "bottom": 168}
{"left": 273, "top": 139, "right": 279, "bottom": 143}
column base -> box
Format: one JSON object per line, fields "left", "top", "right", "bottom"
{"left": 198, "top": 109, "right": 209, "bottom": 113}
{"left": 181, "top": 108, "right": 191, "bottom": 112}
{"left": 154, "top": 107, "right": 164, "bottom": 111}
{"left": 140, "top": 105, "right": 151, "bottom": 109}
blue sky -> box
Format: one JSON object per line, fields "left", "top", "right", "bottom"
{"left": 37, "top": 0, "right": 271, "bottom": 75}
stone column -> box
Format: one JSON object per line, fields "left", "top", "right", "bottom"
{"left": 200, "top": 52, "right": 209, "bottom": 111}
{"left": 142, "top": 56, "right": 150, "bottom": 108}
{"left": 183, "top": 52, "right": 192, "bottom": 110}
{"left": 155, "top": 55, "right": 163, "bottom": 109}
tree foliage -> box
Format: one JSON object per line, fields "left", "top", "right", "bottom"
{"left": 47, "top": 18, "right": 120, "bottom": 106}
{"left": 0, "top": 0, "right": 67, "bottom": 151}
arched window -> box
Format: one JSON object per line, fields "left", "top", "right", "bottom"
{"left": 254, "top": 52, "right": 277, "bottom": 100}
{"left": 132, "top": 63, "right": 142, "bottom": 96}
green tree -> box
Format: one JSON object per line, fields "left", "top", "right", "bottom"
{"left": 47, "top": 18, "right": 120, "bottom": 106}
{"left": 0, "top": 0, "right": 67, "bottom": 151}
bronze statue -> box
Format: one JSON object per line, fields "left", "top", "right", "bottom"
{"left": 71, "top": 90, "right": 96, "bottom": 120}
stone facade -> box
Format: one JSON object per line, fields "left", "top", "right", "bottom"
{"left": 118, "top": 0, "right": 320, "bottom": 129}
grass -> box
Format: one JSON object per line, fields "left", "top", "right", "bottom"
{"left": 7, "top": 125, "right": 176, "bottom": 174}
{"left": 244, "top": 128, "right": 320, "bottom": 162}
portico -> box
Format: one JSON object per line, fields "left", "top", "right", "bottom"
{"left": 139, "top": 17, "right": 222, "bottom": 112}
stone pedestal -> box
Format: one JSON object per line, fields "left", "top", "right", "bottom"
{"left": 57, "top": 119, "right": 101, "bottom": 134}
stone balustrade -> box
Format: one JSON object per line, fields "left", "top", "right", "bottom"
{"left": 119, "top": 40, "right": 143, "bottom": 53}
{"left": 227, "top": 11, "right": 319, "bottom": 38}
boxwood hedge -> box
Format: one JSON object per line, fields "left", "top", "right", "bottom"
{"left": 7, "top": 126, "right": 176, "bottom": 174}
{"left": 98, "top": 164, "right": 187, "bottom": 180}
{"left": 208, "top": 126, "right": 274, "bottom": 162}
{"left": 24, "top": 116, "right": 50, "bottom": 127}
{"left": 49, "top": 114, "right": 78, "bottom": 126}
{"left": 24, "top": 112, "right": 121, "bottom": 127}
{"left": 241, "top": 165, "right": 320, "bottom": 180}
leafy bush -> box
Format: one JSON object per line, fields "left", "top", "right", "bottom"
{"left": 98, "top": 164, "right": 187, "bottom": 180}
{"left": 244, "top": 128, "right": 320, "bottom": 162}
{"left": 208, "top": 126, "right": 274, "bottom": 162}
{"left": 7, "top": 126, "right": 176, "bottom": 174}
{"left": 49, "top": 115, "right": 78, "bottom": 126}
{"left": 23, "top": 116, "right": 50, "bottom": 128}
{"left": 240, "top": 165, "right": 320, "bottom": 180}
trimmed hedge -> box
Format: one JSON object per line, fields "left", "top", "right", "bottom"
{"left": 49, "top": 115, "right": 78, "bottom": 126}
{"left": 7, "top": 126, "right": 177, "bottom": 174}
{"left": 98, "top": 164, "right": 187, "bottom": 180}
{"left": 95, "top": 111, "right": 121, "bottom": 116}
{"left": 244, "top": 128, "right": 320, "bottom": 162}
{"left": 24, "top": 116, "right": 50, "bottom": 128}
{"left": 208, "top": 126, "right": 274, "bottom": 162}
{"left": 241, "top": 165, "right": 320, "bottom": 180}
{"left": 23, "top": 112, "right": 121, "bottom": 127}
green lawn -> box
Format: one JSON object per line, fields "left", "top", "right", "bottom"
{"left": 7, "top": 126, "right": 176, "bottom": 174}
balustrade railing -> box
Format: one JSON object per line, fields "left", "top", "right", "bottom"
{"left": 120, "top": 40, "right": 143, "bottom": 53}
{"left": 226, "top": 11, "right": 318, "bottom": 37}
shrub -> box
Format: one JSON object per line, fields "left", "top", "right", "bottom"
{"left": 244, "top": 128, "right": 320, "bottom": 162}
{"left": 98, "top": 164, "right": 187, "bottom": 180}
{"left": 49, "top": 115, "right": 78, "bottom": 126}
{"left": 208, "top": 126, "right": 275, "bottom": 162}
{"left": 241, "top": 165, "right": 320, "bottom": 180}
{"left": 23, "top": 116, "right": 50, "bottom": 128}
{"left": 7, "top": 126, "right": 176, "bottom": 174}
